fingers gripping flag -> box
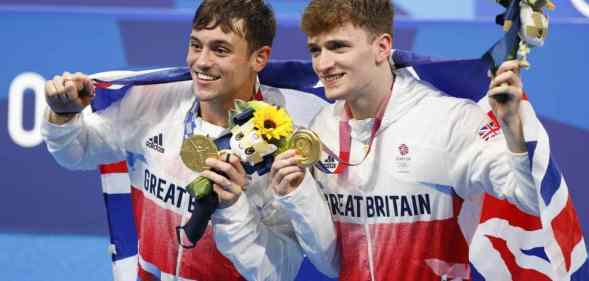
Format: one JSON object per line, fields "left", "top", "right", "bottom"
{"left": 93, "top": 50, "right": 587, "bottom": 280}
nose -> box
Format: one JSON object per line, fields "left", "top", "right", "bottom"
{"left": 195, "top": 48, "right": 213, "bottom": 69}
{"left": 314, "top": 51, "right": 335, "bottom": 74}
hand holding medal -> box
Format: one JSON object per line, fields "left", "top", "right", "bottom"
{"left": 180, "top": 100, "right": 321, "bottom": 198}
{"left": 176, "top": 100, "right": 321, "bottom": 247}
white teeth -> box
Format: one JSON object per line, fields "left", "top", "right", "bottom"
{"left": 196, "top": 72, "right": 219, "bottom": 81}
{"left": 324, "top": 74, "right": 344, "bottom": 82}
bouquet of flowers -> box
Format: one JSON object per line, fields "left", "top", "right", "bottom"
{"left": 176, "top": 100, "right": 319, "bottom": 247}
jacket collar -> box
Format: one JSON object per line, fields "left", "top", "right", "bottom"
{"left": 330, "top": 67, "right": 434, "bottom": 139}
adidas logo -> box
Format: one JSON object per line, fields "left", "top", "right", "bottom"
{"left": 146, "top": 133, "right": 165, "bottom": 153}
{"left": 322, "top": 155, "right": 337, "bottom": 169}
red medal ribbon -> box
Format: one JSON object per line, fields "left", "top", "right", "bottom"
{"left": 332, "top": 77, "right": 395, "bottom": 174}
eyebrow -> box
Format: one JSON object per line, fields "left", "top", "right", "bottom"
{"left": 190, "top": 36, "right": 232, "bottom": 47}
{"left": 210, "top": 40, "right": 232, "bottom": 47}
{"left": 325, "top": 39, "right": 351, "bottom": 46}
{"left": 307, "top": 39, "right": 351, "bottom": 48}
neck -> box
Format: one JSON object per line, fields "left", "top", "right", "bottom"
{"left": 347, "top": 64, "right": 394, "bottom": 120}
{"left": 199, "top": 78, "right": 257, "bottom": 128}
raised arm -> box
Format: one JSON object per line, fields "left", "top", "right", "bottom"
{"left": 452, "top": 61, "right": 539, "bottom": 214}
{"left": 41, "top": 72, "right": 127, "bottom": 170}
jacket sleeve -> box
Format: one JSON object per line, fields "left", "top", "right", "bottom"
{"left": 451, "top": 101, "right": 539, "bottom": 215}
{"left": 40, "top": 100, "right": 127, "bottom": 171}
{"left": 211, "top": 87, "right": 337, "bottom": 280}
{"left": 264, "top": 106, "right": 340, "bottom": 278}
{"left": 211, "top": 170, "right": 339, "bottom": 281}
{"left": 211, "top": 182, "right": 305, "bottom": 281}
{"left": 274, "top": 168, "right": 340, "bottom": 278}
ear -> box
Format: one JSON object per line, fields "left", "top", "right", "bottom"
{"left": 373, "top": 33, "right": 393, "bottom": 65}
{"left": 250, "top": 46, "right": 272, "bottom": 72}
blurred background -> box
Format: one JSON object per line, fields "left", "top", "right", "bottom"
{"left": 1, "top": 0, "right": 588, "bottom": 280}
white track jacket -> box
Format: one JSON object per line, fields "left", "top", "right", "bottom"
{"left": 41, "top": 78, "right": 334, "bottom": 281}
{"left": 278, "top": 68, "right": 537, "bottom": 281}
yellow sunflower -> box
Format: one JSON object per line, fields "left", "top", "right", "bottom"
{"left": 252, "top": 103, "right": 293, "bottom": 141}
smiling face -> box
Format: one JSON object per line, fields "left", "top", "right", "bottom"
{"left": 307, "top": 23, "right": 382, "bottom": 101}
{"left": 186, "top": 23, "right": 260, "bottom": 103}
{"left": 301, "top": 0, "right": 395, "bottom": 104}
{"left": 187, "top": 0, "right": 275, "bottom": 106}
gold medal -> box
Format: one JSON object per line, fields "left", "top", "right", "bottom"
{"left": 288, "top": 129, "right": 321, "bottom": 167}
{"left": 180, "top": 135, "right": 219, "bottom": 172}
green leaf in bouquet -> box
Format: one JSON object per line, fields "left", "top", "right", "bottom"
{"left": 187, "top": 176, "right": 213, "bottom": 199}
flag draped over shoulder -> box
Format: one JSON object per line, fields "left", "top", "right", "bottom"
{"left": 93, "top": 50, "right": 588, "bottom": 281}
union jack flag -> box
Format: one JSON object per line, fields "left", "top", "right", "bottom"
{"left": 478, "top": 118, "right": 501, "bottom": 142}
{"left": 92, "top": 50, "right": 588, "bottom": 280}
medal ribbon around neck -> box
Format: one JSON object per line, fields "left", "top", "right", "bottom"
{"left": 315, "top": 77, "right": 395, "bottom": 175}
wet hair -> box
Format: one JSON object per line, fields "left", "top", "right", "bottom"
{"left": 192, "top": 0, "right": 276, "bottom": 53}
{"left": 301, "top": 0, "right": 394, "bottom": 40}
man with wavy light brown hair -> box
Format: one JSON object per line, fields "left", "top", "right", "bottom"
{"left": 270, "top": 0, "right": 542, "bottom": 280}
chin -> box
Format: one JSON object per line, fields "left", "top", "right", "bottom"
{"left": 325, "top": 88, "right": 348, "bottom": 101}
{"left": 194, "top": 88, "right": 219, "bottom": 101}
{"left": 192, "top": 79, "right": 224, "bottom": 98}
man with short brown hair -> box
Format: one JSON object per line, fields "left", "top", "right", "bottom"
{"left": 270, "top": 0, "right": 546, "bottom": 280}
{"left": 301, "top": 0, "right": 394, "bottom": 40}
{"left": 41, "top": 1, "right": 332, "bottom": 280}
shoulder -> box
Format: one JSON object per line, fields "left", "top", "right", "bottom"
{"left": 394, "top": 68, "right": 488, "bottom": 146}
{"left": 397, "top": 68, "right": 483, "bottom": 121}
{"left": 122, "top": 80, "right": 193, "bottom": 116}
{"left": 421, "top": 94, "right": 482, "bottom": 120}
{"left": 126, "top": 80, "right": 193, "bottom": 107}
{"left": 309, "top": 101, "right": 340, "bottom": 137}
{"left": 261, "top": 84, "right": 329, "bottom": 128}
